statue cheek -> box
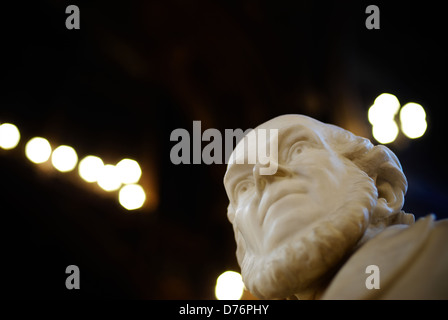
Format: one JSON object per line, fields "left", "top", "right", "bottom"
{"left": 235, "top": 203, "right": 256, "bottom": 229}
{"left": 235, "top": 202, "right": 263, "bottom": 252}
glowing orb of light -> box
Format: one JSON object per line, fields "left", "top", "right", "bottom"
{"left": 118, "top": 184, "right": 146, "bottom": 210}
{"left": 51, "top": 145, "right": 78, "bottom": 172}
{"left": 215, "top": 271, "right": 244, "bottom": 300}
{"left": 25, "top": 137, "right": 52, "bottom": 164}
{"left": 0, "top": 123, "right": 21, "bottom": 150}
{"left": 78, "top": 155, "right": 105, "bottom": 183}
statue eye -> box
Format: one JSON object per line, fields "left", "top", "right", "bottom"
{"left": 234, "top": 180, "right": 254, "bottom": 202}
{"left": 287, "top": 141, "right": 308, "bottom": 161}
{"left": 293, "top": 144, "right": 304, "bottom": 154}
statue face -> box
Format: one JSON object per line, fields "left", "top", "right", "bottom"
{"left": 224, "top": 115, "right": 376, "bottom": 298}
{"left": 224, "top": 116, "right": 358, "bottom": 255}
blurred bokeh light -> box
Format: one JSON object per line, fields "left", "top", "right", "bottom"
{"left": 51, "top": 145, "right": 78, "bottom": 172}
{"left": 400, "top": 103, "right": 427, "bottom": 139}
{"left": 0, "top": 123, "right": 21, "bottom": 150}
{"left": 368, "top": 93, "right": 400, "bottom": 144}
{"left": 118, "top": 184, "right": 146, "bottom": 210}
{"left": 372, "top": 120, "right": 399, "bottom": 144}
{"left": 97, "top": 164, "right": 122, "bottom": 192}
{"left": 368, "top": 93, "right": 428, "bottom": 144}
{"left": 25, "top": 137, "right": 52, "bottom": 164}
{"left": 78, "top": 155, "right": 105, "bottom": 183}
{"left": 215, "top": 271, "right": 244, "bottom": 300}
{"left": 116, "top": 158, "right": 142, "bottom": 184}
{"left": 368, "top": 93, "right": 400, "bottom": 125}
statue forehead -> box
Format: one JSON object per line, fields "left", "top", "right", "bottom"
{"left": 229, "top": 114, "right": 330, "bottom": 161}
{"left": 253, "top": 114, "right": 325, "bottom": 131}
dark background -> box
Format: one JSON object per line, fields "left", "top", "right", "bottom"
{"left": 0, "top": 0, "right": 446, "bottom": 299}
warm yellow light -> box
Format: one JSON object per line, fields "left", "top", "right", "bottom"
{"left": 368, "top": 93, "right": 400, "bottom": 125}
{"left": 215, "top": 271, "right": 244, "bottom": 300}
{"left": 118, "top": 184, "right": 146, "bottom": 210}
{"left": 374, "top": 93, "right": 400, "bottom": 108}
{"left": 116, "top": 158, "right": 142, "bottom": 184}
{"left": 25, "top": 137, "right": 52, "bottom": 164}
{"left": 372, "top": 120, "right": 399, "bottom": 144}
{"left": 97, "top": 164, "right": 122, "bottom": 191}
{"left": 0, "top": 123, "right": 21, "bottom": 150}
{"left": 400, "top": 102, "right": 427, "bottom": 139}
{"left": 51, "top": 145, "right": 78, "bottom": 172}
{"left": 78, "top": 155, "right": 104, "bottom": 183}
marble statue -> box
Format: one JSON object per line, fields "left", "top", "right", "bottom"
{"left": 224, "top": 114, "right": 448, "bottom": 300}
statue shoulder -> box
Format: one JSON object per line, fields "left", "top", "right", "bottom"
{"left": 322, "top": 215, "right": 448, "bottom": 299}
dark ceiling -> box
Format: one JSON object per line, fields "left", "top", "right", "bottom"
{"left": 0, "top": 0, "right": 446, "bottom": 299}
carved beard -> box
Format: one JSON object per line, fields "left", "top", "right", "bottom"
{"left": 234, "top": 165, "right": 379, "bottom": 299}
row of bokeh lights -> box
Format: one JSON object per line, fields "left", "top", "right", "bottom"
{"left": 1, "top": 121, "right": 244, "bottom": 299}
{"left": 368, "top": 93, "right": 427, "bottom": 144}
{"left": 0, "top": 122, "right": 146, "bottom": 210}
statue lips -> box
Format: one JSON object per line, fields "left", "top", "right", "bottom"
{"left": 259, "top": 192, "right": 310, "bottom": 253}
{"left": 259, "top": 183, "right": 309, "bottom": 227}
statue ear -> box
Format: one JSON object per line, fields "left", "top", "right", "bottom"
{"left": 365, "top": 145, "right": 408, "bottom": 220}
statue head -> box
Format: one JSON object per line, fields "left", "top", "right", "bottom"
{"left": 223, "top": 114, "right": 414, "bottom": 299}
